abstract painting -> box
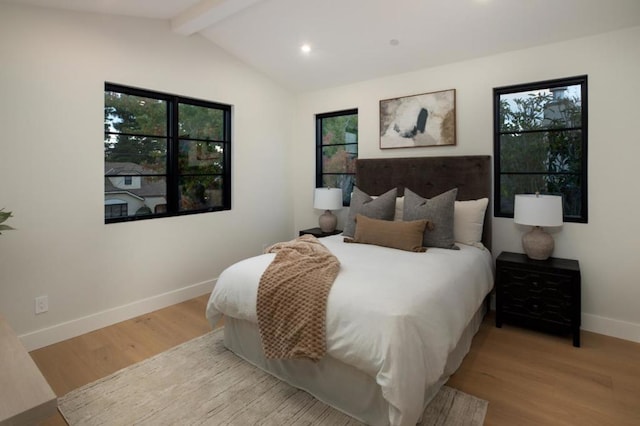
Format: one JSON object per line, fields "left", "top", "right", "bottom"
{"left": 380, "top": 89, "right": 456, "bottom": 149}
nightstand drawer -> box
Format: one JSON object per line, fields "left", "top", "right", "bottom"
{"left": 500, "top": 267, "right": 573, "bottom": 322}
{"left": 500, "top": 268, "right": 573, "bottom": 294}
{"left": 501, "top": 294, "right": 573, "bottom": 327}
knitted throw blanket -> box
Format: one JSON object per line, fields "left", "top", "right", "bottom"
{"left": 257, "top": 235, "right": 340, "bottom": 362}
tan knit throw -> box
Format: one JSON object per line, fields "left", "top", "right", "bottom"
{"left": 257, "top": 235, "right": 340, "bottom": 362}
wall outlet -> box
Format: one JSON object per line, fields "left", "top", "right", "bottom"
{"left": 35, "top": 295, "right": 48, "bottom": 314}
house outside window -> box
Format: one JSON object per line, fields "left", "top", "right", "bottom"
{"left": 494, "top": 75, "right": 588, "bottom": 223}
{"left": 316, "top": 109, "right": 358, "bottom": 205}
{"left": 104, "top": 83, "right": 231, "bottom": 223}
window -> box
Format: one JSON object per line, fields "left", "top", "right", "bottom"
{"left": 494, "top": 75, "right": 588, "bottom": 223}
{"left": 104, "top": 83, "right": 231, "bottom": 223}
{"left": 316, "top": 109, "right": 358, "bottom": 205}
{"left": 105, "top": 202, "right": 128, "bottom": 219}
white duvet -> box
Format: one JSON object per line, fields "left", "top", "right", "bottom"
{"left": 206, "top": 235, "right": 493, "bottom": 426}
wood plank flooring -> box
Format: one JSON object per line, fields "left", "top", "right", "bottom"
{"left": 448, "top": 314, "right": 640, "bottom": 425}
{"left": 30, "top": 295, "right": 640, "bottom": 425}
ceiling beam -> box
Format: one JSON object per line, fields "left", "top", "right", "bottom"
{"left": 172, "top": 0, "right": 264, "bottom": 36}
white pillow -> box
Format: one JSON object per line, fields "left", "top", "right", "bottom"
{"left": 454, "top": 198, "right": 489, "bottom": 246}
{"left": 394, "top": 196, "right": 404, "bottom": 221}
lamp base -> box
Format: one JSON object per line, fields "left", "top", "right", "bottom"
{"left": 522, "top": 226, "right": 554, "bottom": 260}
{"left": 319, "top": 210, "right": 337, "bottom": 233}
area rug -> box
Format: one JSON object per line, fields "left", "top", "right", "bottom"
{"left": 58, "top": 329, "right": 487, "bottom": 425}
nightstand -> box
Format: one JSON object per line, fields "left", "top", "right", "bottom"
{"left": 495, "top": 251, "right": 581, "bottom": 347}
{"left": 299, "top": 227, "right": 342, "bottom": 238}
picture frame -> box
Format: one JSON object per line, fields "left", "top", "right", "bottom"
{"left": 379, "top": 89, "right": 456, "bottom": 149}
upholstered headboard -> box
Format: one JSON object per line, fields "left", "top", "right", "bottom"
{"left": 355, "top": 156, "right": 492, "bottom": 251}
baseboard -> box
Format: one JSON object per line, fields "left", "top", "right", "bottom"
{"left": 582, "top": 313, "right": 640, "bottom": 344}
{"left": 20, "top": 283, "right": 640, "bottom": 350}
{"left": 20, "top": 279, "right": 216, "bottom": 351}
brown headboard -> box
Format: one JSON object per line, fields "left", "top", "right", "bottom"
{"left": 355, "top": 155, "right": 492, "bottom": 250}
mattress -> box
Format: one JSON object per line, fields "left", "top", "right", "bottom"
{"left": 206, "top": 235, "right": 493, "bottom": 425}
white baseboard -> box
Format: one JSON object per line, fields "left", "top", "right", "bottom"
{"left": 581, "top": 313, "right": 640, "bottom": 344}
{"left": 19, "top": 282, "right": 640, "bottom": 350}
{"left": 20, "top": 279, "right": 216, "bottom": 351}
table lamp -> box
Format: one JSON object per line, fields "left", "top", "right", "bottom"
{"left": 314, "top": 188, "right": 343, "bottom": 233}
{"left": 514, "top": 193, "right": 563, "bottom": 260}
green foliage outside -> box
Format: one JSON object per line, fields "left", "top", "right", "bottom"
{"left": 104, "top": 92, "right": 167, "bottom": 171}
{"left": 498, "top": 87, "right": 583, "bottom": 217}
{"left": 0, "top": 209, "right": 14, "bottom": 234}
{"left": 319, "top": 113, "right": 358, "bottom": 204}
{"left": 104, "top": 90, "right": 227, "bottom": 212}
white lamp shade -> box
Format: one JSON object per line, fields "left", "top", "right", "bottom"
{"left": 514, "top": 194, "right": 563, "bottom": 227}
{"left": 314, "top": 188, "right": 343, "bottom": 210}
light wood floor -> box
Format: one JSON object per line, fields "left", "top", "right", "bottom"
{"left": 30, "top": 295, "right": 640, "bottom": 425}
{"left": 448, "top": 315, "right": 640, "bottom": 426}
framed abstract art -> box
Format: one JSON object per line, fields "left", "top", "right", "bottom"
{"left": 379, "top": 89, "right": 456, "bottom": 149}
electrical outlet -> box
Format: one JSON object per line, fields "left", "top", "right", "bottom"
{"left": 35, "top": 295, "right": 48, "bottom": 314}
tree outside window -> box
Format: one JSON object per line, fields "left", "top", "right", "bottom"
{"left": 494, "top": 76, "right": 588, "bottom": 223}
{"left": 104, "top": 83, "right": 231, "bottom": 223}
{"left": 316, "top": 109, "right": 358, "bottom": 206}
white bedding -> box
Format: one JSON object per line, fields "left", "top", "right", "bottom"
{"left": 206, "top": 235, "right": 493, "bottom": 426}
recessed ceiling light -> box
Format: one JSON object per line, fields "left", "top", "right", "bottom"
{"left": 301, "top": 44, "right": 311, "bottom": 53}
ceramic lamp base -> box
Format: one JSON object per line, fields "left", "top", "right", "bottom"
{"left": 319, "top": 210, "right": 337, "bottom": 233}
{"left": 522, "top": 226, "right": 554, "bottom": 260}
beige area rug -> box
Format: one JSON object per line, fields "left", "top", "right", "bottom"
{"left": 58, "top": 329, "right": 487, "bottom": 425}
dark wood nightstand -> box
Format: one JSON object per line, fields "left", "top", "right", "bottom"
{"left": 299, "top": 227, "right": 342, "bottom": 238}
{"left": 495, "top": 251, "right": 581, "bottom": 347}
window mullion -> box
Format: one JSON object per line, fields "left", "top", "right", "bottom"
{"left": 222, "top": 108, "right": 232, "bottom": 209}
{"left": 167, "top": 98, "right": 180, "bottom": 214}
{"left": 316, "top": 116, "right": 323, "bottom": 188}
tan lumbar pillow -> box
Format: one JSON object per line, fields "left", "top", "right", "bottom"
{"left": 344, "top": 214, "right": 431, "bottom": 252}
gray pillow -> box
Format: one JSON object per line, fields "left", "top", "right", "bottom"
{"left": 403, "top": 188, "right": 459, "bottom": 249}
{"left": 343, "top": 187, "right": 397, "bottom": 237}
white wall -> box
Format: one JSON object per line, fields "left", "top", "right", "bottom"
{"left": 0, "top": 3, "right": 295, "bottom": 349}
{"left": 1, "top": 3, "right": 638, "bottom": 348}
{"left": 292, "top": 27, "right": 640, "bottom": 343}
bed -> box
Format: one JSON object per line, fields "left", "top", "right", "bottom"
{"left": 206, "top": 155, "right": 493, "bottom": 426}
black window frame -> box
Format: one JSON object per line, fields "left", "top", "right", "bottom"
{"left": 104, "top": 83, "right": 231, "bottom": 224}
{"left": 315, "top": 108, "right": 358, "bottom": 206}
{"left": 493, "top": 75, "right": 588, "bottom": 223}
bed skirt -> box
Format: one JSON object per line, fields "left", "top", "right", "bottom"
{"left": 221, "top": 303, "right": 486, "bottom": 425}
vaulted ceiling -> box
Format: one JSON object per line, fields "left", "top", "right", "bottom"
{"left": 4, "top": 0, "right": 640, "bottom": 92}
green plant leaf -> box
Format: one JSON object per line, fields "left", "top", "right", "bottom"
{"left": 0, "top": 224, "right": 15, "bottom": 233}
{"left": 0, "top": 209, "right": 14, "bottom": 233}
{"left": 0, "top": 210, "right": 12, "bottom": 224}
